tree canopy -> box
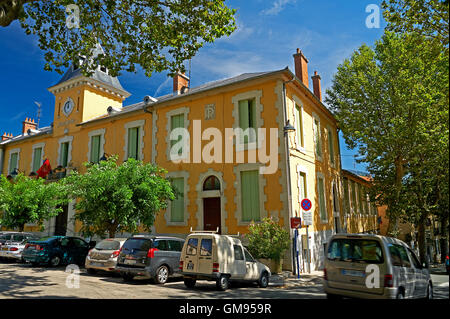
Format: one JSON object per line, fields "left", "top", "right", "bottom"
{"left": 325, "top": 31, "right": 448, "bottom": 262}
{"left": 62, "top": 156, "right": 176, "bottom": 238}
{"left": 0, "top": 174, "right": 69, "bottom": 231}
{"left": 0, "top": 0, "right": 237, "bottom": 77}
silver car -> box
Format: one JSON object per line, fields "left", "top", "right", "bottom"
{"left": 323, "top": 234, "right": 433, "bottom": 299}
{"left": 0, "top": 233, "right": 38, "bottom": 262}
{"left": 85, "top": 238, "right": 128, "bottom": 274}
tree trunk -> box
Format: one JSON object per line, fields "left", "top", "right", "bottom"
{"left": 440, "top": 214, "right": 449, "bottom": 263}
{"left": 19, "top": 223, "right": 25, "bottom": 232}
{"left": 387, "top": 156, "right": 405, "bottom": 236}
{"left": 108, "top": 224, "right": 117, "bottom": 238}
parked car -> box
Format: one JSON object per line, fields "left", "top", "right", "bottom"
{"left": 323, "top": 233, "right": 433, "bottom": 299}
{"left": 0, "top": 232, "right": 36, "bottom": 246}
{"left": 22, "top": 236, "right": 95, "bottom": 267}
{"left": 115, "top": 235, "right": 185, "bottom": 284}
{"left": 0, "top": 237, "right": 40, "bottom": 262}
{"left": 180, "top": 231, "right": 271, "bottom": 291}
{"left": 85, "top": 238, "right": 128, "bottom": 274}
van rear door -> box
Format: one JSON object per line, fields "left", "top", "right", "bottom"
{"left": 198, "top": 237, "right": 214, "bottom": 274}
{"left": 183, "top": 236, "right": 200, "bottom": 273}
{"left": 326, "top": 237, "right": 385, "bottom": 295}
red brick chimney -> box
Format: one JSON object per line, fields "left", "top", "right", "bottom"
{"left": 1, "top": 133, "right": 13, "bottom": 141}
{"left": 22, "top": 118, "right": 37, "bottom": 134}
{"left": 173, "top": 72, "right": 190, "bottom": 95}
{"left": 293, "top": 48, "right": 309, "bottom": 88}
{"left": 311, "top": 71, "right": 322, "bottom": 101}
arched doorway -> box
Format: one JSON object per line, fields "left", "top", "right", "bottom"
{"left": 202, "top": 176, "right": 221, "bottom": 234}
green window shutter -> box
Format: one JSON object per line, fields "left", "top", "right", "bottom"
{"left": 90, "top": 135, "right": 101, "bottom": 163}
{"left": 318, "top": 177, "right": 327, "bottom": 221}
{"left": 296, "top": 105, "right": 304, "bottom": 148}
{"left": 358, "top": 184, "right": 364, "bottom": 214}
{"left": 328, "top": 129, "right": 335, "bottom": 164}
{"left": 170, "top": 114, "right": 184, "bottom": 155}
{"left": 171, "top": 178, "right": 184, "bottom": 222}
{"left": 351, "top": 180, "right": 357, "bottom": 214}
{"left": 238, "top": 100, "right": 250, "bottom": 144}
{"left": 60, "top": 142, "right": 69, "bottom": 167}
{"left": 9, "top": 153, "right": 18, "bottom": 173}
{"left": 128, "top": 127, "right": 139, "bottom": 160}
{"left": 241, "top": 170, "right": 260, "bottom": 222}
{"left": 314, "top": 119, "right": 322, "bottom": 157}
{"left": 343, "top": 178, "right": 350, "bottom": 215}
{"left": 32, "top": 148, "right": 42, "bottom": 172}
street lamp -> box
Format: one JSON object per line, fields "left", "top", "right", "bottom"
{"left": 283, "top": 120, "right": 296, "bottom": 136}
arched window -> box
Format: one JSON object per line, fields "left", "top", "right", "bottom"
{"left": 203, "top": 176, "right": 220, "bottom": 191}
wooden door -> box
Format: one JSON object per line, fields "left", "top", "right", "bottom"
{"left": 203, "top": 197, "right": 221, "bottom": 234}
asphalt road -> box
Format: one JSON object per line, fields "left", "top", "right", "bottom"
{"left": 0, "top": 261, "right": 325, "bottom": 299}
{"left": 0, "top": 260, "right": 447, "bottom": 299}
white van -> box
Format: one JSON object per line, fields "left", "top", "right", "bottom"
{"left": 179, "top": 231, "right": 271, "bottom": 290}
{"left": 323, "top": 234, "right": 433, "bottom": 299}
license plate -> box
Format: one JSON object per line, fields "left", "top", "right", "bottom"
{"left": 124, "top": 259, "right": 136, "bottom": 265}
{"left": 342, "top": 269, "right": 365, "bottom": 277}
{"left": 90, "top": 262, "right": 104, "bottom": 267}
{"left": 187, "top": 262, "right": 194, "bottom": 270}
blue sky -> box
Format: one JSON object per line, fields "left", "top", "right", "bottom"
{"left": 0, "top": 0, "right": 386, "bottom": 172}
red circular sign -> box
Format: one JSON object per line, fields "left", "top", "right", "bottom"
{"left": 301, "top": 199, "right": 312, "bottom": 211}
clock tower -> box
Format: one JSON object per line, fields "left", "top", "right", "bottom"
{"left": 47, "top": 46, "right": 130, "bottom": 138}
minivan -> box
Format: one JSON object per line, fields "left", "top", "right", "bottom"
{"left": 323, "top": 234, "right": 433, "bottom": 299}
{"left": 115, "top": 235, "right": 185, "bottom": 284}
{"left": 180, "top": 231, "right": 271, "bottom": 291}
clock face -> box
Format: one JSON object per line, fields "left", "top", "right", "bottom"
{"left": 63, "top": 98, "right": 74, "bottom": 116}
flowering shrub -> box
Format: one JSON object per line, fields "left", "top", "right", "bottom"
{"left": 245, "top": 217, "right": 290, "bottom": 261}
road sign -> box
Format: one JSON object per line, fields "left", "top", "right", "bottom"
{"left": 303, "top": 211, "right": 313, "bottom": 226}
{"left": 301, "top": 199, "right": 312, "bottom": 211}
{"left": 290, "top": 217, "right": 301, "bottom": 229}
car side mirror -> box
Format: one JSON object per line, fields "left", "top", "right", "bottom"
{"left": 89, "top": 241, "right": 96, "bottom": 249}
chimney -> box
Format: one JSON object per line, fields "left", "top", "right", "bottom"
{"left": 22, "top": 118, "right": 37, "bottom": 134}
{"left": 293, "top": 48, "right": 309, "bottom": 88}
{"left": 311, "top": 71, "right": 322, "bottom": 101}
{"left": 173, "top": 72, "right": 190, "bottom": 95}
{"left": 1, "top": 133, "right": 12, "bottom": 141}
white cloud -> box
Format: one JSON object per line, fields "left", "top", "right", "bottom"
{"left": 261, "top": 0, "right": 297, "bottom": 16}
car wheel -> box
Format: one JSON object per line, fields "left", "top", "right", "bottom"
{"left": 155, "top": 265, "right": 169, "bottom": 284}
{"left": 87, "top": 268, "right": 97, "bottom": 275}
{"left": 184, "top": 278, "right": 196, "bottom": 288}
{"left": 396, "top": 290, "right": 404, "bottom": 299}
{"left": 258, "top": 272, "right": 269, "bottom": 288}
{"left": 122, "top": 274, "right": 134, "bottom": 282}
{"left": 49, "top": 255, "right": 61, "bottom": 267}
{"left": 425, "top": 282, "right": 433, "bottom": 299}
{"left": 31, "top": 262, "right": 39, "bottom": 267}
{"left": 216, "top": 275, "right": 229, "bottom": 291}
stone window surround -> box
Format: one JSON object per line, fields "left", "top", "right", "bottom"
{"left": 57, "top": 136, "right": 74, "bottom": 167}
{"left": 7, "top": 148, "right": 20, "bottom": 174}
{"left": 312, "top": 112, "right": 323, "bottom": 162}
{"left": 30, "top": 142, "right": 45, "bottom": 173}
{"left": 87, "top": 128, "right": 106, "bottom": 162}
{"left": 123, "top": 119, "right": 145, "bottom": 161}
{"left": 164, "top": 170, "right": 190, "bottom": 226}
{"left": 292, "top": 95, "right": 306, "bottom": 154}
{"left": 331, "top": 179, "right": 340, "bottom": 217}
{"left": 195, "top": 169, "right": 228, "bottom": 234}
{"left": 233, "top": 163, "right": 267, "bottom": 226}
{"left": 165, "top": 107, "right": 190, "bottom": 162}
{"left": 316, "top": 171, "right": 328, "bottom": 224}
{"left": 231, "top": 90, "right": 264, "bottom": 152}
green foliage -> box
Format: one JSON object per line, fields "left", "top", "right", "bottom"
{"left": 245, "top": 217, "right": 290, "bottom": 261}
{"left": 326, "top": 30, "right": 448, "bottom": 261}
{"left": 6, "top": 0, "right": 237, "bottom": 77}
{"left": 382, "top": 0, "right": 449, "bottom": 49}
{"left": 0, "top": 174, "right": 68, "bottom": 231}
{"left": 62, "top": 155, "right": 175, "bottom": 238}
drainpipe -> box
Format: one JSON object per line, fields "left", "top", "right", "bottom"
{"left": 336, "top": 127, "right": 346, "bottom": 233}
{"left": 281, "top": 76, "right": 296, "bottom": 274}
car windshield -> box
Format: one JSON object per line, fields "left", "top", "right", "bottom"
{"left": 32, "top": 236, "right": 57, "bottom": 243}
{"left": 122, "top": 238, "right": 152, "bottom": 251}
{"left": 327, "top": 238, "right": 384, "bottom": 264}
{"left": 95, "top": 240, "right": 121, "bottom": 250}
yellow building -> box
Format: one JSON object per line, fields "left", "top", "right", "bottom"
{"left": 0, "top": 48, "right": 346, "bottom": 271}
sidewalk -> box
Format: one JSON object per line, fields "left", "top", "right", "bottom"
{"left": 269, "top": 270, "right": 324, "bottom": 288}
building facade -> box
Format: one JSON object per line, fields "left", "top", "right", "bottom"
{"left": 0, "top": 49, "right": 376, "bottom": 271}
